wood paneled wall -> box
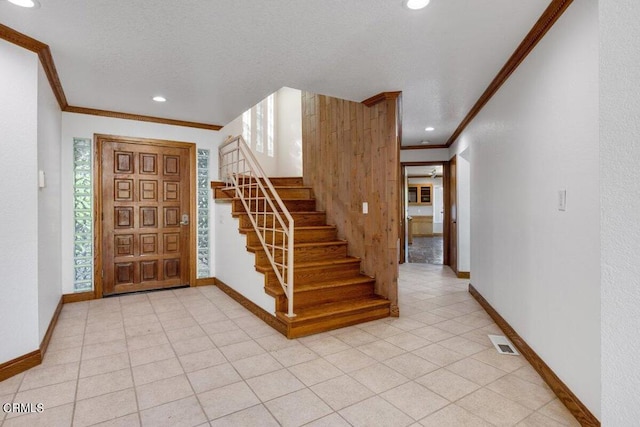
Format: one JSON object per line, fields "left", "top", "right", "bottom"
{"left": 301, "top": 91, "right": 401, "bottom": 314}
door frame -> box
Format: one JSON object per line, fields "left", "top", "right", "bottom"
{"left": 93, "top": 134, "right": 197, "bottom": 299}
{"left": 400, "top": 161, "right": 450, "bottom": 266}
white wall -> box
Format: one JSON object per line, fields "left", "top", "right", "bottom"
{"left": 214, "top": 202, "right": 275, "bottom": 314}
{"left": 407, "top": 177, "right": 442, "bottom": 222}
{"left": 459, "top": 0, "right": 599, "bottom": 417}
{"left": 37, "top": 62, "right": 63, "bottom": 341}
{"left": 601, "top": 0, "right": 640, "bottom": 424}
{"left": 219, "top": 87, "right": 302, "bottom": 178}
{"left": 60, "top": 113, "right": 222, "bottom": 294}
{"left": 276, "top": 87, "right": 303, "bottom": 177}
{"left": 0, "top": 40, "right": 40, "bottom": 362}
{"left": 456, "top": 155, "right": 471, "bottom": 273}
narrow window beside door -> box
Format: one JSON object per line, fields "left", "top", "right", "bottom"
{"left": 73, "top": 138, "right": 94, "bottom": 292}
{"left": 197, "top": 149, "right": 210, "bottom": 278}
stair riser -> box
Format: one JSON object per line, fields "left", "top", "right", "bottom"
{"left": 264, "top": 263, "right": 362, "bottom": 287}
{"left": 246, "top": 228, "right": 337, "bottom": 246}
{"left": 274, "top": 283, "right": 375, "bottom": 311}
{"left": 238, "top": 212, "right": 327, "bottom": 228}
{"left": 286, "top": 306, "right": 390, "bottom": 338}
{"left": 233, "top": 199, "right": 317, "bottom": 213}
{"left": 254, "top": 244, "right": 348, "bottom": 267}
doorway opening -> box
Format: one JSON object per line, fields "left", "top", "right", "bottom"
{"left": 402, "top": 163, "right": 446, "bottom": 265}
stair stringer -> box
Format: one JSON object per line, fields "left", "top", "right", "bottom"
{"left": 213, "top": 200, "right": 276, "bottom": 315}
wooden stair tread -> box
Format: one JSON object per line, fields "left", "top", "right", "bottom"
{"left": 239, "top": 225, "right": 336, "bottom": 233}
{"left": 277, "top": 297, "right": 390, "bottom": 323}
{"left": 254, "top": 256, "right": 361, "bottom": 274}
{"left": 266, "top": 275, "right": 375, "bottom": 296}
{"left": 246, "top": 240, "right": 347, "bottom": 252}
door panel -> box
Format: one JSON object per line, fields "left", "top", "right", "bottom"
{"left": 100, "top": 138, "right": 192, "bottom": 295}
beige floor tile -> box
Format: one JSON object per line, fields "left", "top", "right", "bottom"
{"left": 288, "top": 357, "right": 343, "bottom": 386}
{"left": 410, "top": 325, "right": 455, "bottom": 342}
{"left": 19, "top": 362, "right": 79, "bottom": 391}
{"left": 472, "top": 348, "right": 528, "bottom": 372}
{"left": 415, "top": 368, "right": 480, "bottom": 401}
{"left": 487, "top": 373, "right": 556, "bottom": 410}
{"left": 85, "top": 320, "right": 123, "bottom": 335}
{"left": 537, "top": 399, "right": 581, "bottom": 426}
{"left": 121, "top": 305, "right": 156, "bottom": 319}
{"left": 82, "top": 339, "right": 127, "bottom": 361}
{"left": 135, "top": 374, "right": 193, "bottom": 410}
{"left": 160, "top": 316, "right": 199, "bottom": 332}
{"left": 187, "top": 363, "right": 242, "bottom": 393}
{"left": 339, "top": 396, "right": 414, "bottom": 427}
{"left": 384, "top": 352, "right": 439, "bottom": 379}
{"left": 90, "top": 413, "right": 140, "bottom": 427}
{"left": 304, "top": 412, "right": 351, "bottom": 427}
{"left": 302, "top": 335, "right": 351, "bottom": 356}
{"left": 512, "top": 365, "right": 549, "bottom": 387}
{"left": 79, "top": 352, "right": 130, "bottom": 378}
{"left": 431, "top": 319, "right": 478, "bottom": 335}
{"left": 200, "top": 320, "right": 239, "bottom": 336}
{"left": 166, "top": 325, "right": 206, "bottom": 343}
{"left": 254, "top": 333, "right": 299, "bottom": 352}
{"left": 179, "top": 348, "right": 227, "bottom": 373}
{"left": 209, "top": 404, "right": 279, "bottom": 427}
{"left": 311, "top": 375, "right": 374, "bottom": 411}
{"left": 412, "top": 343, "right": 467, "bottom": 367}
{"left": 77, "top": 367, "right": 133, "bottom": 400}
{"left": 172, "top": 336, "right": 215, "bottom": 357}
{"left": 246, "top": 369, "right": 305, "bottom": 402}
{"left": 219, "top": 340, "right": 265, "bottom": 361}
{"left": 357, "top": 340, "right": 405, "bottom": 361}
{"left": 270, "top": 342, "right": 319, "bottom": 367}
{"left": 139, "top": 395, "right": 207, "bottom": 427}
{"left": 265, "top": 388, "right": 333, "bottom": 427}
{"left": 126, "top": 331, "right": 169, "bottom": 351}
{"left": 2, "top": 402, "right": 74, "bottom": 427}
{"left": 457, "top": 388, "right": 532, "bottom": 425}
{"left": 333, "top": 328, "right": 379, "bottom": 346}
{"left": 518, "top": 411, "right": 570, "bottom": 426}
{"left": 84, "top": 327, "right": 127, "bottom": 346}
{"left": 8, "top": 380, "right": 76, "bottom": 418}
{"left": 438, "top": 336, "right": 489, "bottom": 356}
{"left": 446, "top": 358, "right": 508, "bottom": 386}
{"left": 381, "top": 381, "right": 449, "bottom": 420}
{"left": 231, "top": 353, "right": 284, "bottom": 379}
{"left": 124, "top": 321, "right": 165, "bottom": 338}
{"left": 73, "top": 388, "right": 138, "bottom": 427}
{"left": 419, "top": 403, "right": 494, "bottom": 426}
{"left": 129, "top": 343, "right": 175, "bottom": 367}
{"left": 198, "top": 381, "right": 260, "bottom": 420}
{"left": 384, "top": 331, "right": 431, "bottom": 351}
{"left": 208, "top": 329, "right": 252, "bottom": 347}
{"left": 383, "top": 317, "right": 426, "bottom": 331}
{"left": 324, "top": 348, "right": 377, "bottom": 373}
{"left": 351, "top": 363, "right": 409, "bottom": 394}
{"left": 87, "top": 311, "right": 123, "bottom": 325}
{"left": 132, "top": 358, "right": 184, "bottom": 386}
{"left": 46, "top": 333, "right": 84, "bottom": 352}
{"left": 0, "top": 373, "right": 24, "bottom": 395}
{"left": 359, "top": 322, "right": 405, "bottom": 339}
{"left": 408, "top": 312, "right": 449, "bottom": 325}
{"left": 156, "top": 309, "right": 192, "bottom": 323}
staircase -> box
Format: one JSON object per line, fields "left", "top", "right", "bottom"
{"left": 212, "top": 177, "right": 391, "bottom": 338}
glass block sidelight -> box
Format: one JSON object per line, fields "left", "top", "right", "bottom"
{"left": 73, "top": 138, "right": 93, "bottom": 292}
{"left": 197, "top": 149, "right": 211, "bottom": 278}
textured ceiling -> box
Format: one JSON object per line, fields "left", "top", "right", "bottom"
{"left": 0, "top": 0, "right": 549, "bottom": 145}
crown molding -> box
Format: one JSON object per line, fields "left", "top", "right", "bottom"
{"left": 445, "top": 0, "right": 574, "bottom": 147}
{"left": 362, "top": 91, "right": 402, "bottom": 107}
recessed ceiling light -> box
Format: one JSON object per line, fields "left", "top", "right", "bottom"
{"left": 425, "top": 127, "right": 435, "bottom": 131}
{"left": 152, "top": 96, "right": 166, "bottom": 102}
{"left": 7, "top": 0, "right": 40, "bottom": 8}
{"left": 404, "top": 0, "right": 430, "bottom": 10}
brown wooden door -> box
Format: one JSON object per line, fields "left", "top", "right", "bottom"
{"left": 100, "top": 137, "right": 192, "bottom": 295}
{"left": 448, "top": 155, "right": 458, "bottom": 274}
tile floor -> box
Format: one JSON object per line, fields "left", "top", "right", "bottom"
{"left": 407, "top": 237, "right": 443, "bottom": 265}
{"left": 0, "top": 263, "right": 579, "bottom": 426}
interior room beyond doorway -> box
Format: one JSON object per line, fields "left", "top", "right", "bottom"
{"left": 406, "top": 165, "right": 444, "bottom": 265}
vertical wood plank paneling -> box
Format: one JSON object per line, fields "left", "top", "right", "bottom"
{"left": 301, "top": 92, "right": 400, "bottom": 313}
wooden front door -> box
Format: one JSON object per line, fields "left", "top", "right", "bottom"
{"left": 97, "top": 135, "right": 194, "bottom": 296}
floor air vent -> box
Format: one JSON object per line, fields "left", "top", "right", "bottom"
{"left": 488, "top": 335, "right": 519, "bottom": 356}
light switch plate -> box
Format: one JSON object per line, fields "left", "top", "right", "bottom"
{"left": 558, "top": 190, "right": 566, "bottom": 211}
{"left": 362, "top": 202, "right": 368, "bottom": 214}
